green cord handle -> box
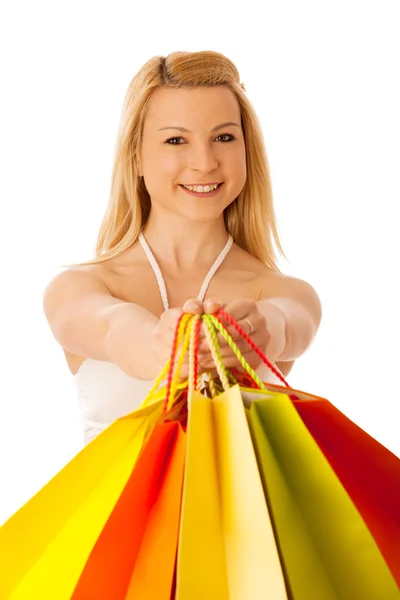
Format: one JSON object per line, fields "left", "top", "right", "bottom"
{"left": 202, "top": 314, "right": 266, "bottom": 391}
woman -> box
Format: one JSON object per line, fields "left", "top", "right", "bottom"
{"left": 43, "top": 50, "right": 322, "bottom": 444}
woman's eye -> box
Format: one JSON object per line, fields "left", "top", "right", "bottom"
{"left": 165, "top": 133, "right": 236, "bottom": 145}
{"left": 165, "top": 137, "right": 184, "bottom": 145}
{"left": 216, "top": 133, "right": 236, "bottom": 143}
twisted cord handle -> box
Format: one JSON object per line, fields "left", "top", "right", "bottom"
{"left": 188, "top": 315, "right": 202, "bottom": 399}
{"left": 163, "top": 313, "right": 193, "bottom": 413}
{"left": 215, "top": 309, "right": 290, "bottom": 387}
{"left": 144, "top": 302, "right": 290, "bottom": 414}
{"left": 202, "top": 315, "right": 231, "bottom": 391}
{"left": 206, "top": 314, "right": 266, "bottom": 390}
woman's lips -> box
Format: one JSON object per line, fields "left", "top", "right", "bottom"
{"left": 179, "top": 183, "right": 224, "bottom": 198}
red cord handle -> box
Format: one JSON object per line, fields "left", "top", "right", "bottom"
{"left": 215, "top": 309, "right": 290, "bottom": 388}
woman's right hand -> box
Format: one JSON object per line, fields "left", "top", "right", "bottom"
{"left": 151, "top": 299, "right": 203, "bottom": 378}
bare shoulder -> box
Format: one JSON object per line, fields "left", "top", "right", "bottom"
{"left": 229, "top": 244, "right": 322, "bottom": 317}
{"left": 43, "top": 263, "right": 111, "bottom": 317}
{"left": 259, "top": 269, "right": 322, "bottom": 320}
{"left": 43, "top": 263, "right": 124, "bottom": 374}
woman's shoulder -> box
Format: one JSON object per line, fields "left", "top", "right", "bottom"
{"left": 65, "top": 243, "right": 144, "bottom": 288}
{"left": 230, "top": 243, "right": 320, "bottom": 306}
{"left": 228, "top": 243, "right": 274, "bottom": 278}
{"left": 259, "top": 269, "right": 321, "bottom": 305}
{"left": 229, "top": 243, "right": 293, "bottom": 284}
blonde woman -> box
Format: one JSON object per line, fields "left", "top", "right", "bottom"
{"left": 43, "top": 50, "right": 322, "bottom": 444}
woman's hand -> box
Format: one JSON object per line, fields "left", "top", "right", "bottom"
{"left": 151, "top": 299, "right": 203, "bottom": 379}
{"left": 198, "top": 298, "right": 273, "bottom": 371}
{"left": 152, "top": 296, "right": 286, "bottom": 378}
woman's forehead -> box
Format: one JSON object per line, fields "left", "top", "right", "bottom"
{"left": 144, "top": 86, "right": 241, "bottom": 128}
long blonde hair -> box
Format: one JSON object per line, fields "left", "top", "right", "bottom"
{"left": 82, "top": 50, "right": 286, "bottom": 270}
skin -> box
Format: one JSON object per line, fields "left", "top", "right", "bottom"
{"left": 138, "top": 86, "right": 247, "bottom": 228}
{"left": 62, "top": 85, "right": 321, "bottom": 379}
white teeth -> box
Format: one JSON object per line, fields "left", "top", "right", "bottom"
{"left": 182, "top": 183, "right": 219, "bottom": 193}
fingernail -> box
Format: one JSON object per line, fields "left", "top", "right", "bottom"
{"left": 203, "top": 300, "right": 216, "bottom": 311}
{"left": 184, "top": 303, "right": 200, "bottom": 313}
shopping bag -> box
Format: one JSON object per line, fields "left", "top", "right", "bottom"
{"left": 0, "top": 400, "right": 164, "bottom": 599}
{"left": 71, "top": 420, "right": 186, "bottom": 600}
{"left": 0, "top": 312, "right": 197, "bottom": 599}
{"left": 246, "top": 388, "right": 400, "bottom": 600}
{"left": 123, "top": 421, "right": 185, "bottom": 599}
{"left": 206, "top": 310, "right": 400, "bottom": 598}
{"left": 292, "top": 391, "right": 400, "bottom": 586}
{"left": 226, "top": 309, "right": 400, "bottom": 585}
{"left": 238, "top": 377, "right": 400, "bottom": 585}
{"left": 176, "top": 387, "right": 229, "bottom": 599}
{"left": 176, "top": 316, "right": 288, "bottom": 600}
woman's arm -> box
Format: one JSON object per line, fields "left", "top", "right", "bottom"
{"left": 43, "top": 269, "right": 162, "bottom": 380}
{"left": 257, "top": 276, "right": 322, "bottom": 363}
{"left": 200, "top": 276, "right": 322, "bottom": 373}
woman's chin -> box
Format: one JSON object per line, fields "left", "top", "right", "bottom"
{"left": 149, "top": 197, "right": 232, "bottom": 224}
{"left": 180, "top": 207, "right": 226, "bottom": 224}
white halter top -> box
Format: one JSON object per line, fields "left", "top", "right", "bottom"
{"left": 75, "top": 232, "right": 284, "bottom": 444}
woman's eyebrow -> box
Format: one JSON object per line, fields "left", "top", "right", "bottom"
{"left": 157, "top": 121, "right": 240, "bottom": 133}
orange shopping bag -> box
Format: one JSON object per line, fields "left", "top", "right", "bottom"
{"left": 71, "top": 419, "right": 186, "bottom": 600}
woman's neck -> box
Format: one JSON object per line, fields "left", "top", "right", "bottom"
{"left": 142, "top": 216, "right": 230, "bottom": 271}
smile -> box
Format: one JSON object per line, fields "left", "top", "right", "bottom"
{"left": 179, "top": 183, "right": 224, "bottom": 198}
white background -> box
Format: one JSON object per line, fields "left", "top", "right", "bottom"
{"left": 0, "top": 1, "right": 399, "bottom": 525}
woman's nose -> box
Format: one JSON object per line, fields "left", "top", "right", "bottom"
{"left": 187, "top": 143, "right": 219, "bottom": 173}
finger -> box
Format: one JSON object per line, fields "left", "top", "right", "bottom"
{"left": 220, "top": 314, "right": 266, "bottom": 343}
{"left": 159, "top": 308, "right": 184, "bottom": 329}
{"left": 198, "top": 339, "right": 209, "bottom": 353}
{"left": 203, "top": 298, "right": 224, "bottom": 314}
{"left": 198, "top": 347, "right": 243, "bottom": 368}
{"left": 205, "top": 350, "right": 259, "bottom": 370}
{"left": 197, "top": 331, "right": 243, "bottom": 357}
{"left": 222, "top": 298, "right": 256, "bottom": 321}
{"left": 197, "top": 320, "right": 208, "bottom": 340}
{"left": 218, "top": 339, "right": 250, "bottom": 357}
{"left": 199, "top": 321, "right": 260, "bottom": 353}
{"left": 182, "top": 299, "right": 203, "bottom": 314}
{"left": 212, "top": 327, "right": 243, "bottom": 347}
{"left": 197, "top": 334, "right": 230, "bottom": 354}
{"left": 237, "top": 318, "right": 254, "bottom": 337}
{"left": 204, "top": 334, "right": 248, "bottom": 355}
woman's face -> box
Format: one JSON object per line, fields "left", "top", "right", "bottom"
{"left": 140, "top": 85, "right": 247, "bottom": 223}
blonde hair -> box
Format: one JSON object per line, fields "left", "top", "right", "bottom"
{"left": 81, "top": 50, "right": 286, "bottom": 270}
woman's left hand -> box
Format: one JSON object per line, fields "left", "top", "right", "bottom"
{"left": 198, "top": 298, "right": 275, "bottom": 371}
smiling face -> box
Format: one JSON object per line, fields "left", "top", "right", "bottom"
{"left": 139, "top": 86, "right": 247, "bottom": 224}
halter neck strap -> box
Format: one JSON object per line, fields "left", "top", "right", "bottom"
{"left": 138, "top": 232, "right": 233, "bottom": 311}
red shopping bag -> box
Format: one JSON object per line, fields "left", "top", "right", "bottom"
{"left": 293, "top": 396, "right": 400, "bottom": 586}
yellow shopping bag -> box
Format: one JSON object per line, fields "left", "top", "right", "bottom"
{"left": 176, "top": 385, "right": 288, "bottom": 600}
{"left": 0, "top": 400, "right": 163, "bottom": 599}
{"left": 198, "top": 311, "right": 400, "bottom": 599}
{"left": 176, "top": 387, "right": 229, "bottom": 599}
